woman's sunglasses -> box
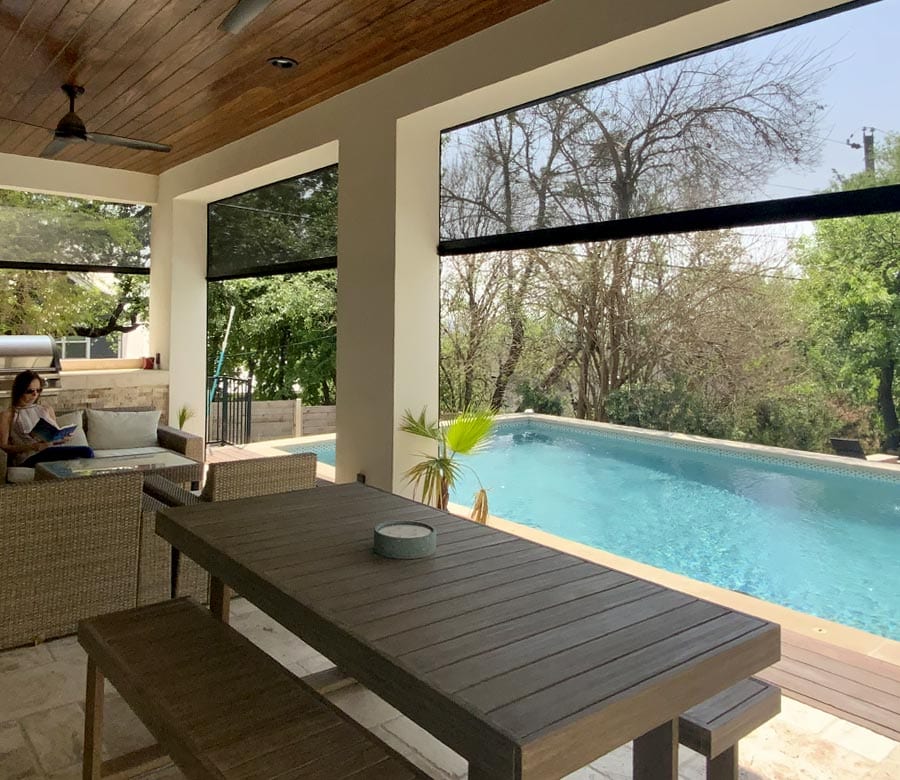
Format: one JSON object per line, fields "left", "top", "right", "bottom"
{"left": 24, "top": 387, "right": 43, "bottom": 396}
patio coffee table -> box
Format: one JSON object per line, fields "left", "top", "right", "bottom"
{"left": 36, "top": 451, "right": 201, "bottom": 485}
{"left": 157, "top": 482, "right": 780, "bottom": 780}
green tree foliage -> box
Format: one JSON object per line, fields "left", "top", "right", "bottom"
{"left": 605, "top": 378, "right": 738, "bottom": 440}
{"left": 0, "top": 189, "right": 149, "bottom": 268}
{"left": 794, "top": 136, "right": 900, "bottom": 450}
{"left": 0, "top": 189, "right": 149, "bottom": 338}
{"left": 516, "top": 381, "right": 563, "bottom": 415}
{"left": 207, "top": 272, "right": 336, "bottom": 404}
{"left": 208, "top": 166, "right": 337, "bottom": 276}
{"left": 740, "top": 385, "right": 842, "bottom": 452}
{"left": 1, "top": 269, "right": 83, "bottom": 336}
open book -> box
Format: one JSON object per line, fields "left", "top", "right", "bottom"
{"left": 30, "top": 417, "right": 78, "bottom": 444}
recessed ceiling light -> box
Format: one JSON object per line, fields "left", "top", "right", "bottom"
{"left": 268, "top": 56, "right": 298, "bottom": 69}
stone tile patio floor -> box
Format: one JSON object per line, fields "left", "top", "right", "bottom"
{"left": 2, "top": 598, "right": 898, "bottom": 780}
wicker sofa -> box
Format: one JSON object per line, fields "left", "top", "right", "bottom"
{"left": 0, "top": 471, "right": 201, "bottom": 651}
{"left": 0, "top": 406, "right": 204, "bottom": 484}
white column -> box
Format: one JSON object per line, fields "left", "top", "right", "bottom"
{"left": 335, "top": 116, "right": 440, "bottom": 493}
{"left": 393, "top": 115, "right": 441, "bottom": 494}
{"left": 149, "top": 201, "right": 171, "bottom": 374}
{"left": 163, "top": 198, "right": 208, "bottom": 438}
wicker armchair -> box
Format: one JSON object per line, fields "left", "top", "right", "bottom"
{"left": 145, "top": 452, "right": 318, "bottom": 505}
{"left": 0, "top": 472, "right": 144, "bottom": 650}
{"left": 138, "top": 493, "right": 209, "bottom": 604}
{"left": 143, "top": 453, "right": 317, "bottom": 601}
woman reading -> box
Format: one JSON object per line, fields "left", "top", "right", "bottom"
{"left": 0, "top": 370, "right": 93, "bottom": 469}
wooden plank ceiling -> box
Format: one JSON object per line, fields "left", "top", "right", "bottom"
{"left": 0, "top": 0, "right": 550, "bottom": 174}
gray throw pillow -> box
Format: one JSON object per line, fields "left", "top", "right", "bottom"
{"left": 85, "top": 409, "right": 161, "bottom": 450}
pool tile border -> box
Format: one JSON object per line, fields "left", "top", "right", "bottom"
{"left": 497, "top": 413, "right": 900, "bottom": 484}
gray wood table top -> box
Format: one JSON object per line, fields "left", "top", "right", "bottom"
{"left": 156, "top": 481, "right": 780, "bottom": 780}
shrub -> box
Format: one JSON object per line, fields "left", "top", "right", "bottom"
{"left": 516, "top": 381, "right": 563, "bottom": 416}
{"left": 605, "top": 380, "right": 736, "bottom": 439}
{"left": 756, "top": 387, "right": 881, "bottom": 453}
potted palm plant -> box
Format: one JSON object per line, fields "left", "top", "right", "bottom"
{"left": 399, "top": 407, "right": 494, "bottom": 523}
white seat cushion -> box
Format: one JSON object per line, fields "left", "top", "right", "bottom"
{"left": 6, "top": 467, "right": 36, "bottom": 484}
{"left": 93, "top": 446, "right": 169, "bottom": 459}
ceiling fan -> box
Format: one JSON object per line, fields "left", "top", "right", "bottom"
{"left": 220, "top": 0, "right": 275, "bottom": 34}
{"left": 0, "top": 84, "right": 172, "bottom": 159}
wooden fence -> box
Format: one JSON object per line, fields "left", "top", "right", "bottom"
{"left": 208, "top": 401, "right": 335, "bottom": 441}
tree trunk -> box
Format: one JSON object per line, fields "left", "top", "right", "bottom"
{"left": 440, "top": 477, "right": 450, "bottom": 511}
{"left": 277, "top": 329, "right": 288, "bottom": 399}
{"left": 491, "top": 255, "right": 536, "bottom": 410}
{"left": 878, "top": 358, "right": 899, "bottom": 451}
{"left": 491, "top": 311, "right": 525, "bottom": 410}
{"left": 462, "top": 281, "right": 479, "bottom": 408}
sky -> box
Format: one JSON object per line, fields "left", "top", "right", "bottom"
{"left": 439, "top": 0, "right": 900, "bottom": 255}
{"left": 727, "top": 0, "right": 900, "bottom": 259}
{"left": 761, "top": 0, "right": 900, "bottom": 196}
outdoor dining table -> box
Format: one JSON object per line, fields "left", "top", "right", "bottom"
{"left": 155, "top": 481, "right": 780, "bottom": 780}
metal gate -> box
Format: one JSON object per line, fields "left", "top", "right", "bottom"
{"left": 206, "top": 376, "right": 252, "bottom": 445}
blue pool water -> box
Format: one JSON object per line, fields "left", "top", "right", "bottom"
{"left": 288, "top": 439, "right": 336, "bottom": 467}
{"left": 283, "top": 420, "right": 900, "bottom": 640}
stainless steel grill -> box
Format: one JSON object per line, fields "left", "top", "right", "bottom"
{"left": 0, "top": 335, "right": 62, "bottom": 400}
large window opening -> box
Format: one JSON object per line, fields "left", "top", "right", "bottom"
{"left": 206, "top": 167, "right": 338, "bottom": 446}
{"left": 0, "top": 189, "right": 150, "bottom": 358}
{"left": 438, "top": 0, "right": 900, "bottom": 455}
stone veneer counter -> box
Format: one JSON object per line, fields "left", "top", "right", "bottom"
{"left": 54, "top": 370, "right": 169, "bottom": 421}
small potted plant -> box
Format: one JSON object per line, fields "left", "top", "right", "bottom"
{"left": 176, "top": 404, "right": 195, "bottom": 429}
{"left": 400, "top": 407, "right": 494, "bottom": 523}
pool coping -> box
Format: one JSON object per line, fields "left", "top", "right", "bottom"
{"left": 239, "top": 433, "right": 338, "bottom": 482}
{"left": 504, "top": 413, "right": 900, "bottom": 481}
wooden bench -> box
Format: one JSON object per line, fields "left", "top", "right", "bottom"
{"left": 78, "top": 598, "right": 429, "bottom": 779}
{"left": 679, "top": 677, "right": 780, "bottom": 780}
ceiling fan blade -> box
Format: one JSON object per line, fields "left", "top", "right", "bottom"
{"left": 40, "top": 137, "right": 71, "bottom": 158}
{"left": 0, "top": 115, "right": 53, "bottom": 132}
{"left": 85, "top": 132, "right": 171, "bottom": 153}
{"left": 220, "top": 0, "right": 274, "bottom": 34}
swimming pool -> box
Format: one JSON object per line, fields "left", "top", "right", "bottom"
{"left": 283, "top": 419, "right": 900, "bottom": 640}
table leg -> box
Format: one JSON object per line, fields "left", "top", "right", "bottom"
{"left": 83, "top": 658, "right": 104, "bottom": 780}
{"left": 210, "top": 576, "right": 231, "bottom": 624}
{"left": 633, "top": 718, "right": 678, "bottom": 780}
{"left": 170, "top": 549, "right": 180, "bottom": 599}
{"left": 467, "top": 750, "right": 520, "bottom": 780}
{"left": 708, "top": 745, "right": 738, "bottom": 780}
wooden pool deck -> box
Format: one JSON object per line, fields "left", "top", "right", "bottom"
{"left": 206, "top": 443, "right": 272, "bottom": 463}
{"left": 761, "top": 628, "right": 900, "bottom": 742}
{"left": 204, "top": 442, "right": 900, "bottom": 743}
